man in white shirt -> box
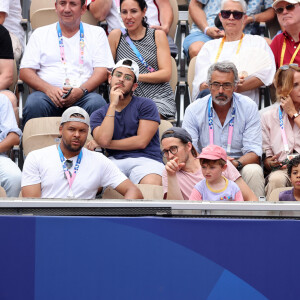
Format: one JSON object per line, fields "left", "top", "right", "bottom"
{"left": 20, "top": 0, "right": 114, "bottom": 126}
{"left": 22, "top": 106, "right": 143, "bottom": 199}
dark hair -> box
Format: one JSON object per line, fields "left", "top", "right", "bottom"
{"left": 287, "top": 156, "right": 300, "bottom": 177}
{"left": 200, "top": 158, "right": 226, "bottom": 167}
{"left": 120, "top": 0, "right": 148, "bottom": 27}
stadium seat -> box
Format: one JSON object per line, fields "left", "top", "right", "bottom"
{"left": 268, "top": 187, "right": 293, "bottom": 202}
{"left": 103, "top": 184, "right": 164, "bottom": 200}
{"left": 30, "top": 0, "right": 97, "bottom": 30}
{"left": 22, "top": 117, "right": 93, "bottom": 156}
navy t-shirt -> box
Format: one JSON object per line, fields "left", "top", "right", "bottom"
{"left": 90, "top": 96, "right": 163, "bottom": 163}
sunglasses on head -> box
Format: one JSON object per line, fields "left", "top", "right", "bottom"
{"left": 220, "top": 10, "right": 245, "bottom": 20}
{"left": 274, "top": 3, "right": 298, "bottom": 14}
{"left": 279, "top": 63, "right": 299, "bottom": 70}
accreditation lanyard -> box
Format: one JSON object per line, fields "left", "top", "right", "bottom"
{"left": 280, "top": 37, "right": 300, "bottom": 67}
{"left": 58, "top": 145, "right": 83, "bottom": 196}
{"left": 215, "top": 34, "right": 244, "bottom": 63}
{"left": 278, "top": 107, "right": 290, "bottom": 153}
{"left": 208, "top": 96, "right": 236, "bottom": 154}
{"left": 57, "top": 22, "right": 85, "bottom": 81}
{"left": 120, "top": 28, "right": 155, "bottom": 72}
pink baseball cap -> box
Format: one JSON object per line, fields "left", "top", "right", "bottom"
{"left": 198, "top": 145, "right": 227, "bottom": 162}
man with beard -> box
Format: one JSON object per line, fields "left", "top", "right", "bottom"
{"left": 182, "top": 61, "right": 264, "bottom": 197}
{"left": 21, "top": 106, "right": 142, "bottom": 199}
{"left": 89, "top": 59, "right": 165, "bottom": 185}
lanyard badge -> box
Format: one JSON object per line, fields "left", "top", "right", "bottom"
{"left": 57, "top": 22, "right": 85, "bottom": 87}
{"left": 58, "top": 145, "right": 83, "bottom": 198}
{"left": 278, "top": 107, "right": 290, "bottom": 153}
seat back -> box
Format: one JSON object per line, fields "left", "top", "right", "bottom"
{"left": 30, "top": 0, "right": 97, "bottom": 30}
{"left": 159, "top": 120, "right": 173, "bottom": 164}
{"left": 268, "top": 187, "right": 293, "bottom": 202}
{"left": 8, "top": 60, "right": 18, "bottom": 93}
{"left": 170, "top": 56, "right": 178, "bottom": 92}
{"left": 187, "top": 56, "right": 197, "bottom": 98}
{"left": 22, "top": 117, "right": 93, "bottom": 156}
{"left": 103, "top": 184, "right": 164, "bottom": 200}
{"left": 169, "top": 0, "right": 179, "bottom": 40}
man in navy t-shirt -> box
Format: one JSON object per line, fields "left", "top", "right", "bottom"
{"left": 89, "top": 58, "right": 164, "bottom": 185}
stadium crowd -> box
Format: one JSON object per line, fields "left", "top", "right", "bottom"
{"left": 0, "top": 0, "right": 300, "bottom": 201}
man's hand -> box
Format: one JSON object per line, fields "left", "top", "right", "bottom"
{"left": 110, "top": 84, "right": 124, "bottom": 106}
{"left": 150, "top": 24, "right": 169, "bottom": 35}
{"left": 264, "top": 154, "right": 286, "bottom": 171}
{"left": 87, "top": 139, "right": 100, "bottom": 151}
{"left": 62, "top": 87, "right": 83, "bottom": 107}
{"left": 206, "top": 27, "right": 225, "bottom": 39}
{"left": 44, "top": 86, "right": 64, "bottom": 108}
{"left": 200, "top": 82, "right": 209, "bottom": 91}
{"left": 165, "top": 157, "right": 185, "bottom": 176}
{"left": 280, "top": 95, "right": 298, "bottom": 118}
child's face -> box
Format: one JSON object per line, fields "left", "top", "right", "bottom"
{"left": 201, "top": 162, "right": 226, "bottom": 184}
{"left": 290, "top": 164, "right": 300, "bottom": 190}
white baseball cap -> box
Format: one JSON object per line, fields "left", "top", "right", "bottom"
{"left": 273, "top": 0, "right": 299, "bottom": 8}
{"left": 60, "top": 106, "right": 90, "bottom": 126}
{"left": 112, "top": 58, "right": 139, "bottom": 81}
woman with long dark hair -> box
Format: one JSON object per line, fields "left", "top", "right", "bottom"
{"left": 108, "top": 0, "right": 176, "bottom": 119}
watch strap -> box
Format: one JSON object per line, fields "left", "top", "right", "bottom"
{"left": 292, "top": 113, "right": 299, "bottom": 120}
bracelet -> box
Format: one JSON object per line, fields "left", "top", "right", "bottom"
{"left": 106, "top": 114, "right": 115, "bottom": 117}
{"left": 204, "top": 26, "right": 210, "bottom": 35}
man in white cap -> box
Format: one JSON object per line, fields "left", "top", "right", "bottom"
{"left": 89, "top": 58, "right": 165, "bottom": 186}
{"left": 270, "top": 0, "right": 300, "bottom": 68}
{"left": 21, "top": 106, "right": 143, "bottom": 199}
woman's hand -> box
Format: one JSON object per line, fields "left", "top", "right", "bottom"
{"left": 280, "top": 95, "right": 298, "bottom": 118}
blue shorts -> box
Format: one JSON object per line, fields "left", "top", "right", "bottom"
{"left": 183, "top": 31, "right": 213, "bottom": 57}
{"left": 109, "top": 157, "right": 165, "bottom": 184}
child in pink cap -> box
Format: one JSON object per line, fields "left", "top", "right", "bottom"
{"left": 189, "top": 145, "right": 244, "bottom": 201}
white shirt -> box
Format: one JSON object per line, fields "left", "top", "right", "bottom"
{"left": 20, "top": 22, "right": 114, "bottom": 88}
{"left": 192, "top": 34, "right": 276, "bottom": 105}
{"left": 86, "top": 0, "right": 160, "bottom": 32}
{"left": 0, "top": 0, "right": 24, "bottom": 47}
{"left": 21, "top": 145, "right": 128, "bottom": 199}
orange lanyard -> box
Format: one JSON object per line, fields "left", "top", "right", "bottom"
{"left": 215, "top": 34, "right": 244, "bottom": 62}
{"left": 280, "top": 37, "right": 300, "bottom": 66}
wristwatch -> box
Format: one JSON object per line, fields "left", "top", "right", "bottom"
{"left": 80, "top": 87, "right": 89, "bottom": 97}
{"left": 292, "top": 113, "right": 299, "bottom": 120}
{"left": 234, "top": 160, "right": 244, "bottom": 171}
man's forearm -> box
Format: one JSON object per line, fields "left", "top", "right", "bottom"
{"left": 253, "top": 8, "right": 275, "bottom": 23}
{"left": 189, "top": 0, "right": 208, "bottom": 31}
{"left": 80, "top": 67, "right": 108, "bottom": 92}
{"left": 19, "top": 68, "right": 54, "bottom": 92}
{"left": 107, "top": 136, "right": 150, "bottom": 150}
{"left": 166, "top": 174, "right": 184, "bottom": 200}
{"left": 235, "top": 152, "right": 260, "bottom": 166}
{"left": 237, "top": 77, "right": 263, "bottom": 93}
{"left": 156, "top": 0, "right": 173, "bottom": 33}
{"left": 0, "top": 132, "right": 20, "bottom": 153}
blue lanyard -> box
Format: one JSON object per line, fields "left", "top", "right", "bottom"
{"left": 58, "top": 144, "right": 83, "bottom": 191}
{"left": 57, "top": 22, "right": 85, "bottom": 80}
{"left": 120, "top": 28, "right": 155, "bottom": 72}
{"left": 208, "top": 96, "right": 236, "bottom": 154}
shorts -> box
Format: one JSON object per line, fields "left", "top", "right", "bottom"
{"left": 183, "top": 30, "right": 212, "bottom": 57}
{"left": 109, "top": 157, "right": 165, "bottom": 184}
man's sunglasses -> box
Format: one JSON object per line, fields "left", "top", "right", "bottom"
{"left": 220, "top": 10, "right": 245, "bottom": 20}
{"left": 274, "top": 3, "right": 298, "bottom": 14}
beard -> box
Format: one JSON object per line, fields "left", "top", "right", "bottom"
{"left": 62, "top": 138, "right": 84, "bottom": 153}
{"left": 212, "top": 93, "right": 232, "bottom": 106}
